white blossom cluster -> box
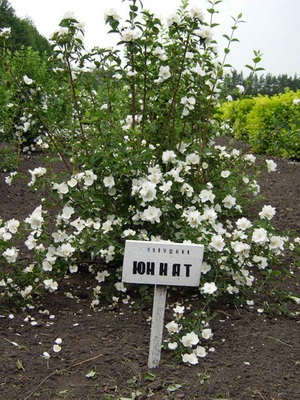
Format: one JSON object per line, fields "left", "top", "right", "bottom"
{"left": 165, "top": 305, "right": 214, "bottom": 365}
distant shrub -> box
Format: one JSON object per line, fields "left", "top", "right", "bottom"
{"left": 219, "top": 90, "right": 300, "bottom": 159}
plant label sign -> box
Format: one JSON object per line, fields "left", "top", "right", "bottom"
{"left": 122, "top": 240, "right": 204, "bottom": 287}
{"left": 122, "top": 240, "right": 204, "bottom": 368}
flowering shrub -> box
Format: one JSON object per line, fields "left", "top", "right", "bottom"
{"left": 0, "top": 0, "right": 299, "bottom": 365}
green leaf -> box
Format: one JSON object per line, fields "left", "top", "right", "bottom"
{"left": 167, "top": 384, "right": 183, "bottom": 393}
{"left": 144, "top": 371, "right": 156, "bottom": 381}
{"left": 245, "top": 64, "right": 254, "bottom": 71}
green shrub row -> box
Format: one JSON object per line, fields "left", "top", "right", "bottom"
{"left": 219, "top": 90, "right": 300, "bottom": 159}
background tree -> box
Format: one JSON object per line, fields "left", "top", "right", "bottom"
{"left": 221, "top": 70, "right": 300, "bottom": 98}
{"left": 0, "top": 0, "right": 51, "bottom": 53}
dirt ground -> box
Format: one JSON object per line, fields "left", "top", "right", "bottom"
{"left": 0, "top": 143, "right": 299, "bottom": 400}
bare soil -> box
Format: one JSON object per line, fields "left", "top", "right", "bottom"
{"left": 0, "top": 144, "right": 299, "bottom": 400}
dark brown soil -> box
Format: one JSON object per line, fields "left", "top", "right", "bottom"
{"left": 0, "top": 146, "right": 299, "bottom": 400}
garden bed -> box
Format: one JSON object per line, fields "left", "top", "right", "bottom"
{"left": 0, "top": 147, "right": 299, "bottom": 400}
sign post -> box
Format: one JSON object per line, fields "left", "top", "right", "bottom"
{"left": 148, "top": 285, "right": 167, "bottom": 368}
{"left": 122, "top": 240, "right": 204, "bottom": 368}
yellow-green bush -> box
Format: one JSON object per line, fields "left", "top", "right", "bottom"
{"left": 219, "top": 98, "right": 255, "bottom": 140}
{"left": 219, "top": 90, "right": 300, "bottom": 159}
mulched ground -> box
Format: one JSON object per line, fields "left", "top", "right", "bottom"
{"left": 0, "top": 143, "right": 299, "bottom": 400}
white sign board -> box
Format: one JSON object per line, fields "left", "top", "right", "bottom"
{"left": 122, "top": 240, "right": 204, "bottom": 287}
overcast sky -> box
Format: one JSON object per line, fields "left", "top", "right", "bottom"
{"left": 8, "top": 0, "right": 300, "bottom": 76}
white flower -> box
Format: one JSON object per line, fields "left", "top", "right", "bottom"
{"left": 186, "top": 210, "right": 202, "bottom": 228}
{"left": 168, "top": 342, "right": 178, "bottom": 350}
{"left": 96, "top": 270, "right": 110, "bottom": 283}
{"left": 83, "top": 170, "right": 97, "bottom": 186}
{"left": 67, "top": 177, "right": 78, "bottom": 187}
{"left": 196, "top": 26, "right": 213, "bottom": 42}
{"left": 25, "top": 234, "right": 38, "bottom": 249}
{"left": 162, "top": 150, "right": 177, "bottom": 164}
{"left": 2, "top": 247, "right": 19, "bottom": 263}
{"left": 159, "top": 180, "right": 172, "bottom": 194}
{"left": 61, "top": 205, "right": 75, "bottom": 220}
{"left": 86, "top": 370, "right": 97, "bottom": 378}
{"left": 186, "top": 51, "right": 194, "bottom": 59}
{"left": 186, "top": 153, "right": 200, "bottom": 165}
{"left": 221, "top": 170, "right": 230, "bottom": 178}
{"left": 173, "top": 305, "right": 185, "bottom": 316}
{"left": 167, "top": 13, "right": 181, "bottom": 27}
{"left": 69, "top": 265, "right": 78, "bottom": 273}
{"left": 259, "top": 205, "right": 276, "bottom": 220}
{"left": 42, "top": 260, "right": 53, "bottom": 272}
{"left": 53, "top": 182, "right": 69, "bottom": 194}
{"left": 152, "top": 46, "right": 167, "bottom": 61}
{"left": 293, "top": 98, "right": 300, "bottom": 105}
{"left": 190, "top": 6, "right": 205, "bottom": 20}
{"left": 231, "top": 241, "right": 251, "bottom": 255}
{"left": 122, "top": 229, "right": 136, "bottom": 238}
{"left": 0, "top": 228, "right": 11, "bottom": 241}
{"left": 165, "top": 321, "right": 180, "bottom": 334}
{"left": 199, "top": 189, "right": 215, "bottom": 203}
{"left": 70, "top": 218, "right": 86, "bottom": 232}
{"left": 20, "top": 285, "right": 33, "bottom": 299}
{"left": 236, "top": 217, "right": 252, "bottom": 230}
{"left": 115, "top": 282, "right": 127, "bottom": 292}
{"left": 210, "top": 235, "right": 225, "bottom": 251}
{"left": 0, "top": 27, "right": 11, "bottom": 37}
{"left": 269, "top": 235, "right": 285, "bottom": 252}
{"left": 182, "top": 353, "right": 198, "bottom": 365}
{"left": 201, "top": 282, "right": 217, "bottom": 294}
{"left": 104, "top": 8, "right": 121, "bottom": 21}
{"left": 120, "top": 27, "right": 142, "bottom": 42}
{"left": 158, "top": 65, "right": 171, "bottom": 81}
{"left": 181, "top": 96, "right": 196, "bottom": 116}
{"left": 201, "top": 262, "right": 211, "bottom": 274}
{"left": 56, "top": 243, "right": 75, "bottom": 258}
{"left": 5, "top": 171, "right": 17, "bottom": 185}
{"left": 222, "top": 195, "right": 236, "bottom": 209}
{"left": 103, "top": 175, "right": 115, "bottom": 188}
{"left": 244, "top": 154, "right": 256, "bottom": 163}
{"left": 23, "top": 75, "right": 33, "bottom": 85}
{"left": 191, "top": 64, "right": 205, "bottom": 76}
{"left": 6, "top": 219, "right": 20, "bottom": 234}
{"left": 43, "top": 278, "right": 58, "bottom": 292}
{"left": 53, "top": 344, "right": 61, "bottom": 353}
{"left": 140, "top": 181, "right": 157, "bottom": 202}
{"left": 55, "top": 338, "right": 62, "bottom": 345}
{"left": 181, "top": 332, "right": 199, "bottom": 347}
{"left": 236, "top": 84, "right": 245, "bottom": 94}
{"left": 28, "top": 167, "right": 47, "bottom": 186}
{"left": 180, "top": 182, "right": 194, "bottom": 197}
{"left": 252, "top": 228, "right": 268, "bottom": 244}
{"left": 141, "top": 206, "right": 162, "bottom": 224}
{"left": 253, "top": 255, "right": 268, "bottom": 269}
{"left": 203, "top": 207, "right": 217, "bottom": 222}
{"left": 265, "top": 159, "right": 277, "bottom": 172}
{"left": 25, "top": 205, "right": 44, "bottom": 230}
{"left": 202, "top": 328, "right": 213, "bottom": 340}
{"left": 195, "top": 345, "right": 207, "bottom": 358}
{"left": 42, "top": 352, "right": 51, "bottom": 360}
{"left": 102, "top": 219, "right": 113, "bottom": 233}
